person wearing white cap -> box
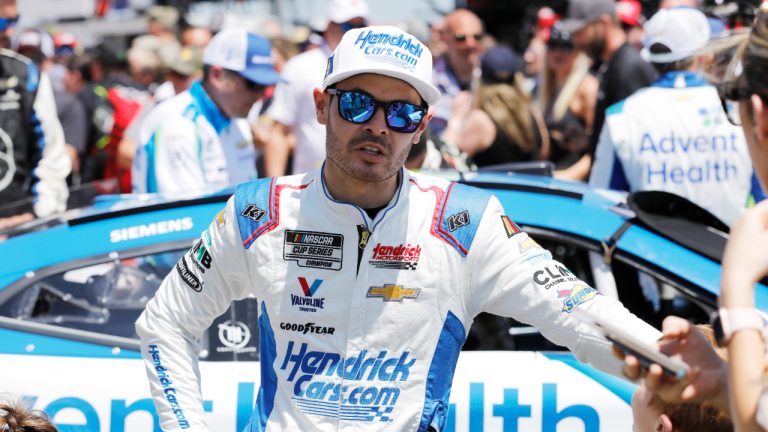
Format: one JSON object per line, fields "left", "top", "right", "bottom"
{"left": 590, "top": 7, "right": 757, "bottom": 226}
{"left": 131, "top": 28, "right": 280, "bottom": 194}
{"left": 137, "top": 24, "right": 662, "bottom": 432}
{"left": 262, "top": 0, "right": 368, "bottom": 177}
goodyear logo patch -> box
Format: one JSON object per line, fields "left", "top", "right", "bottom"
{"left": 284, "top": 230, "right": 344, "bottom": 271}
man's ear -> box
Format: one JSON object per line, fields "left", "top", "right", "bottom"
{"left": 752, "top": 94, "right": 768, "bottom": 143}
{"left": 412, "top": 111, "right": 433, "bottom": 144}
{"left": 314, "top": 87, "right": 328, "bottom": 125}
{"left": 208, "top": 65, "right": 225, "bottom": 85}
{"left": 657, "top": 413, "right": 674, "bottom": 432}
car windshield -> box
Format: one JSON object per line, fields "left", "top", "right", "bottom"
{"left": 0, "top": 249, "right": 185, "bottom": 339}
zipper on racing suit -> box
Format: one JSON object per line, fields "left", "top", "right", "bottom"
{"left": 356, "top": 223, "right": 370, "bottom": 275}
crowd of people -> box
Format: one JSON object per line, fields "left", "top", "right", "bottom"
{"left": 0, "top": 0, "right": 764, "bottom": 229}
{"left": 2, "top": 0, "right": 768, "bottom": 430}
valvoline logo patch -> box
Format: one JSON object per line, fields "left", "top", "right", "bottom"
{"left": 298, "top": 277, "right": 323, "bottom": 297}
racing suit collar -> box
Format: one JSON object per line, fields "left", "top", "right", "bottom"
{"left": 316, "top": 163, "right": 408, "bottom": 232}
{"left": 652, "top": 71, "right": 709, "bottom": 89}
{"left": 189, "top": 80, "right": 231, "bottom": 134}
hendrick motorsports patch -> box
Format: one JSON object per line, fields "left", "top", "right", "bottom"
{"left": 284, "top": 230, "right": 343, "bottom": 270}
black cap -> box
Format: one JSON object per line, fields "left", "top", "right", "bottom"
{"left": 480, "top": 45, "right": 525, "bottom": 85}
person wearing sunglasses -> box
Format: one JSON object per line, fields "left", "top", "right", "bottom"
{"left": 131, "top": 28, "right": 280, "bottom": 194}
{"left": 0, "top": 0, "right": 70, "bottom": 229}
{"left": 263, "top": 0, "right": 368, "bottom": 178}
{"left": 430, "top": 8, "right": 486, "bottom": 137}
{"left": 137, "top": 25, "right": 663, "bottom": 432}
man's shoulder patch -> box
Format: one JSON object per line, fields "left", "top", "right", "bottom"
{"left": 235, "top": 178, "right": 277, "bottom": 249}
{"left": 434, "top": 182, "right": 492, "bottom": 256}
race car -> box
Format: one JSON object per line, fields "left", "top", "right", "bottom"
{"left": 1, "top": 171, "right": 761, "bottom": 431}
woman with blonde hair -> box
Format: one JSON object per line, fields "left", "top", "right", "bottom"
{"left": 536, "top": 22, "right": 598, "bottom": 179}
{"left": 448, "top": 45, "right": 549, "bottom": 167}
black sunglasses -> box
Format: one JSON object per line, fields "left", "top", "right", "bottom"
{"left": 327, "top": 88, "right": 427, "bottom": 133}
{"left": 717, "top": 78, "right": 753, "bottom": 126}
{"left": 453, "top": 32, "right": 484, "bottom": 43}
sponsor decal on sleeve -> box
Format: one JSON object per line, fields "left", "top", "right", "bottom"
{"left": 447, "top": 210, "right": 470, "bottom": 232}
{"left": 532, "top": 264, "right": 579, "bottom": 290}
{"left": 215, "top": 209, "right": 226, "bottom": 229}
{"left": 366, "top": 284, "right": 420, "bottom": 302}
{"left": 369, "top": 243, "right": 421, "bottom": 270}
{"left": 558, "top": 284, "right": 598, "bottom": 313}
{"left": 283, "top": 230, "right": 344, "bottom": 271}
{"left": 517, "top": 235, "right": 543, "bottom": 254}
{"left": 241, "top": 204, "right": 267, "bottom": 222}
{"left": 500, "top": 215, "right": 522, "bottom": 238}
{"left": 147, "top": 344, "right": 191, "bottom": 429}
{"left": 176, "top": 256, "right": 202, "bottom": 292}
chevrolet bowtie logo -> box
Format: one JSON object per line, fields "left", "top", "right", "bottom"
{"left": 366, "top": 284, "right": 421, "bottom": 302}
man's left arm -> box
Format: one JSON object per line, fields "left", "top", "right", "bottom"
{"left": 466, "top": 196, "right": 661, "bottom": 377}
{"left": 30, "top": 71, "right": 70, "bottom": 217}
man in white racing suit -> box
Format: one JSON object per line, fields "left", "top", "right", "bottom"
{"left": 132, "top": 29, "right": 280, "bottom": 194}
{"left": 137, "top": 26, "right": 661, "bottom": 431}
{"left": 590, "top": 8, "right": 755, "bottom": 226}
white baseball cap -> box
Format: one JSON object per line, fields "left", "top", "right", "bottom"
{"left": 328, "top": 0, "right": 369, "bottom": 25}
{"left": 203, "top": 28, "right": 280, "bottom": 86}
{"left": 644, "top": 7, "right": 710, "bottom": 63}
{"left": 322, "top": 26, "right": 441, "bottom": 106}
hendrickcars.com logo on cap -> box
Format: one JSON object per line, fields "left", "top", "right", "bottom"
{"left": 353, "top": 29, "right": 424, "bottom": 71}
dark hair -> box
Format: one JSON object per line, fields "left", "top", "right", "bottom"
{"left": 66, "top": 54, "right": 93, "bottom": 82}
{"left": 649, "top": 43, "right": 694, "bottom": 74}
{"left": 743, "top": 4, "right": 768, "bottom": 101}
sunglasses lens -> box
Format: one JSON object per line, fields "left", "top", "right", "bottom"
{"left": 339, "top": 91, "right": 375, "bottom": 123}
{"left": 0, "top": 16, "right": 17, "bottom": 31}
{"left": 386, "top": 102, "right": 424, "bottom": 132}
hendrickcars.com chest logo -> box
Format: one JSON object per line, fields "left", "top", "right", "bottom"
{"left": 280, "top": 341, "right": 415, "bottom": 423}
{"left": 109, "top": 217, "right": 194, "bottom": 243}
